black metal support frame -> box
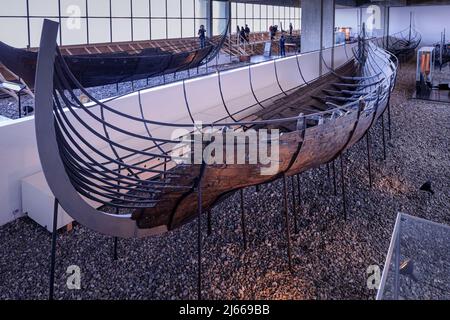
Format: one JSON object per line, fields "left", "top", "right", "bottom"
{"left": 49, "top": 198, "right": 58, "bottom": 300}
{"left": 240, "top": 189, "right": 247, "bottom": 250}
{"left": 282, "top": 174, "right": 293, "bottom": 272}
{"left": 197, "top": 184, "right": 203, "bottom": 300}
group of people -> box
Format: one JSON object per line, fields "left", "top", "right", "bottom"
{"left": 198, "top": 21, "right": 295, "bottom": 56}
{"left": 237, "top": 24, "right": 251, "bottom": 43}
{"left": 269, "top": 23, "right": 294, "bottom": 40}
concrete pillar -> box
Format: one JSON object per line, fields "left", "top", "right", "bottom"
{"left": 206, "top": 0, "right": 213, "bottom": 38}
{"left": 301, "top": 0, "right": 335, "bottom": 53}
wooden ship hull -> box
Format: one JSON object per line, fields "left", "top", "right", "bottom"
{"left": 0, "top": 32, "right": 225, "bottom": 89}
{"left": 386, "top": 27, "right": 421, "bottom": 59}
{"left": 34, "top": 20, "right": 398, "bottom": 238}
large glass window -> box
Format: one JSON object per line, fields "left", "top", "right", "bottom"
{"left": 29, "top": 0, "right": 59, "bottom": 17}
{"left": 0, "top": 0, "right": 302, "bottom": 48}
{"left": 167, "top": 0, "right": 181, "bottom": 18}
{"left": 61, "top": 0, "right": 86, "bottom": 17}
{"left": 112, "top": 18, "right": 131, "bottom": 42}
{"left": 151, "top": 18, "right": 166, "bottom": 39}
{"left": 88, "top": 0, "right": 110, "bottom": 17}
{"left": 151, "top": 0, "right": 166, "bottom": 17}
{"left": 61, "top": 17, "right": 87, "bottom": 45}
{"left": 182, "top": 18, "right": 195, "bottom": 38}
{"left": 1, "top": 0, "right": 27, "bottom": 16}
{"left": 0, "top": 17, "right": 28, "bottom": 47}
{"left": 228, "top": 2, "right": 302, "bottom": 35}
{"left": 112, "top": 0, "right": 131, "bottom": 17}
{"left": 182, "top": 0, "right": 195, "bottom": 18}
{"left": 88, "top": 18, "right": 111, "bottom": 43}
{"left": 132, "top": 0, "right": 150, "bottom": 18}
{"left": 133, "top": 18, "right": 150, "bottom": 41}
{"left": 213, "top": 0, "right": 227, "bottom": 35}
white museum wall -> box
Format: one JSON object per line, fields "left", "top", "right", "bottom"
{"left": 335, "top": 8, "right": 359, "bottom": 36}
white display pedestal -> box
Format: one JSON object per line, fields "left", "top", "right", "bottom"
{"left": 21, "top": 171, "right": 74, "bottom": 232}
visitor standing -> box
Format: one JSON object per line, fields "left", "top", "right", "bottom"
{"left": 279, "top": 34, "right": 286, "bottom": 57}
{"left": 289, "top": 23, "right": 293, "bottom": 36}
{"left": 240, "top": 26, "right": 246, "bottom": 44}
{"left": 198, "top": 25, "right": 206, "bottom": 49}
{"left": 244, "top": 24, "right": 251, "bottom": 41}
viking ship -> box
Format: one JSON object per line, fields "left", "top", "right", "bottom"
{"left": 0, "top": 23, "right": 227, "bottom": 90}
{"left": 35, "top": 20, "right": 398, "bottom": 239}
{"left": 385, "top": 16, "right": 421, "bottom": 59}
{"left": 435, "top": 31, "right": 450, "bottom": 69}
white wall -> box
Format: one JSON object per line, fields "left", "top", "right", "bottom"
{"left": 335, "top": 8, "right": 359, "bottom": 37}
{"left": 389, "top": 5, "right": 450, "bottom": 45}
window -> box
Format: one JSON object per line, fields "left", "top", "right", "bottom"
{"left": 132, "top": 0, "right": 150, "bottom": 18}
{"left": 88, "top": 18, "right": 111, "bottom": 43}
{"left": 151, "top": 0, "right": 166, "bottom": 17}
{"left": 151, "top": 18, "right": 166, "bottom": 39}
{"left": 88, "top": 0, "right": 110, "bottom": 17}
{"left": 133, "top": 18, "right": 150, "bottom": 40}
{"left": 1, "top": 0, "right": 27, "bottom": 16}
{"left": 112, "top": 18, "right": 131, "bottom": 42}
{"left": 61, "top": 0, "right": 86, "bottom": 17}
{"left": 0, "top": 18, "right": 28, "bottom": 47}
{"left": 29, "top": 0, "right": 59, "bottom": 17}
{"left": 182, "top": 0, "right": 194, "bottom": 18}
{"left": 182, "top": 18, "right": 195, "bottom": 38}
{"left": 167, "top": 0, "right": 181, "bottom": 18}
{"left": 61, "top": 17, "right": 87, "bottom": 45}
{"left": 195, "top": 0, "right": 207, "bottom": 18}
{"left": 111, "top": 0, "right": 131, "bottom": 17}
{"left": 168, "top": 19, "right": 181, "bottom": 38}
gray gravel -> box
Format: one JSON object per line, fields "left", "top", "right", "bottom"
{"left": 0, "top": 60, "right": 449, "bottom": 300}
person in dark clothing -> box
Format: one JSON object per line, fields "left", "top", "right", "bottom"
{"left": 244, "top": 24, "right": 250, "bottom": 41}
{"left": 198, "top": 25, "right": 206, "bottom": 48}
{"left": 240, "top": 27, "right": 246, "bottom": 44}
{"left": 279, "top": 34, "right": 286, "bottom": 57}
{"left": 269, "top": 25, "right": 274, "bottom": 40}
{"left": 270, "top": 25, "right": 277, "bottom": 40}
{"left": 289, "top": 23, "right": 293, "bottom": 36}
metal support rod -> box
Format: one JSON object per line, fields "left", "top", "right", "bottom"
{"left": 114, "top": 164, "right": 120, "bottom": 260}
{"left": 339, "top": 155, "right": 347, "bottom": 220}
{"left": 296, "top": 174, "right": 302, "bottom": 206}
{"left": 240, "top": 189, "right": 247, "bottom": 250}
{"left": 290, "top": 176, "right": 298, "bottom": 234}
{"left": 113, "top": 237, "right": 118, "bottom": 260}
{"left": 387, "top": 103, "right": 392, "bottom": 140}
{"left": 381, "top": 113, "right": 387, "bottom": 161}
{"left": 282, "top": 175, "right": 293, "bottom": 272}
{"left": 49, "top": 198, "right": 58, "bottom": 300}
{"left": 394, "top": 218, "right": 401, "bottom": 300}
{"left": 366, "top": 131, "right": 373, "bottom": 189}
{"left": 332, "top": 160, "right": 337, "bottom": 196}
{"left": 197, "top": 185, "right": 202, "bottom": 300}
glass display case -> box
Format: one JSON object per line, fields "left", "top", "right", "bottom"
{"left": 377, "top": 213, "right": 450, "bottom": 300}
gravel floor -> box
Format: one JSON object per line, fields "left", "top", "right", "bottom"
{"left": 0, "top": 60, "right": 449, "bottom": 300}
